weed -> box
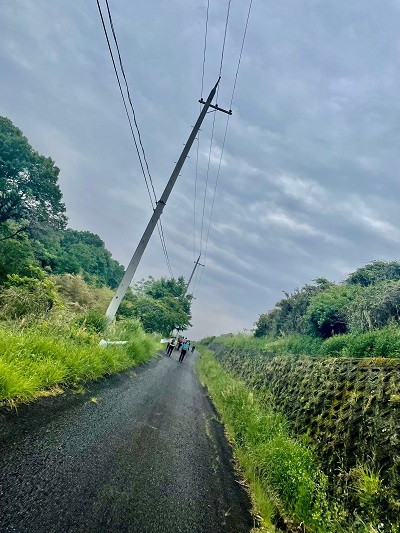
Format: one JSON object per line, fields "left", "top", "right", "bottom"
{"left": 0, "top": 318, "right": 158, "bottom": 404}
{"left": 197, "top": 348, "right": 344, "bottom": 532}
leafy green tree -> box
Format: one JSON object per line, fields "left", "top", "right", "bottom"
{"left": 0, "top": 222, "right": 37, "bottom": 283}
{"left": 346, "top": 261, "right": 400, "bottom": 287}
{"left": 54, "top": 229, "right": 124, "bottom": 288}
{"left": 118, "top": 276, "right": 192, "bottom": 335}
{"left": 254, "top": 280, "right": 331, "bottom": 338}
{"left": 306, "top": 284, "right": 359, "bottom": 338}
{"left": 254, "top": 308, "right": 281, "bottom": 338}
{"left": 0, "top": 116, "right": 67, "bottom": 229}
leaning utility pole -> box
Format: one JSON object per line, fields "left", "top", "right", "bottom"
{"left": 105, "top": 78, "right": 229, "bottom": 323}
{"left": 186, "top": 254, "right": 204, "bottom": 293}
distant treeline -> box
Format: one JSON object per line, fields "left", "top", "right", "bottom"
{"left": 255, "top": 261, "right": 400, "bottom": 339}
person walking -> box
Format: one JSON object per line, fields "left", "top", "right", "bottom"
{"left": 191, "top": 342, "right": 196, "bottom": 353}
{"left": 166, "top": 337, "right": 176, "bottom": 356}
{"left": 176, "top": 336, "right": 183, "bottom": 351}
{"left": 179, "top": 339, "right": 190, "bottom": 363}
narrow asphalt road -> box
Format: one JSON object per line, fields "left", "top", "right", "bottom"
{"left": 0, "top": 349, "right": 253, "bottom": 533}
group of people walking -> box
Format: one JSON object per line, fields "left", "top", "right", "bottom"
{"left": 165, "top": 336, "right": 196, "bottom": 363}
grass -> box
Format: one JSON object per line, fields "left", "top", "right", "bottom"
{"left": 197, "top": 347, "right": 348, "bottom": 533}
{"left": 0, "top": 318, "right": 158, "bottom": 405}
{"left": 215, "top": 327, "right": 400, "bottom": 359}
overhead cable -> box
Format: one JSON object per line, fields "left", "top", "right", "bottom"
{"left": 194, "top": 0, "right": 253, "bottom": 297}
{"left": 104, "top": 0, "right": 174, "bottom": 276}
{"left": 196, "top": 0, "right": 231, "bottom": 261}
{"left": 193, "top": 0, "right": 210, "bottom": 261}
{"left": 104, "top": 0, "right": 157, "bottom": 204}
{"left": 96, "top": 0, "right": 173, "bottom": 277}
{"left": 218, "top": 0, "right": 232, "bottom": 79}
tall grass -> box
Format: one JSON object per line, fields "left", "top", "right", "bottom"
{"left": 216, "top": 328, "right": 400, "bottom": 359}
{"left": 0, "top": 318, "right": 158, "bottom": 404}
{"left": 197, "top": 348, "right": 347, "bottom": 532}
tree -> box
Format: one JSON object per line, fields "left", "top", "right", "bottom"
{"left": 118, "top": 276, "right": 192, "bottom": 335}
{"left": 254, "top": 309, "right": 281, "bottom": 338}
{"left": 346, "top": 261, "right": 400, "bottom": 287}
{"left": 254, "top": 281, "right": 331, "bottom": 338}
{"left": 52, "top": 229, "right": 124, "bottom": 288}
{"left": 0, "top": 116, "right": 67, "bottom": 229}
{"left": 306, "top": 284, "right": 359, "bottom": 338}
{"left": 0, "top": 222, "right": 37, "bottom": 283}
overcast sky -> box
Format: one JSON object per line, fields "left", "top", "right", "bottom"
{"left": 2, "top": 1, "right": 400, "bottom": 339}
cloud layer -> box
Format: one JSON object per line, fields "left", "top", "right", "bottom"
{"left": 2, "top": 0, "right": 400, "bottom": 338}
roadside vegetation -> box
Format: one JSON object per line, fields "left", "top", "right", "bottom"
{"left": 198, "top": 346, "right": 397, "bottom": 532}
{"left": 0, "top": 115, "right": 193, "bottom": 405}
{"left": 0, "top": 319, "right": 157, "bottom": 406}
{"left": 251, "top": 261, "right": 400, "bottom": 359}
{"left": 197, "top": 349, "right": 349, "bottom": 532}
{"left": 199, "top": 261, "right": 400, "bottom": 531}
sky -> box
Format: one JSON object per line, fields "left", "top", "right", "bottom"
{"left": 2, "top": 1, "right": 400, "bottom": 339}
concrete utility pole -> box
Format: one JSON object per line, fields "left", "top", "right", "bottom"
{"left": 105, "top": 78, "right": 222, "bottom": 324}
{"left": 186, "top": 254, "right": 204, "bottom": 293}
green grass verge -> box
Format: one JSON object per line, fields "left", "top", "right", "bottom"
{"left": 0, "top": 318, "right": 158, "bottom": 405}
{"left": 216, "top": 328, "right": 400, "bottom": 359}
{"left": 197, "top": 347, "right": 351, "bottom": 533}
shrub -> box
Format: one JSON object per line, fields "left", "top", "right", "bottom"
{"left": 0, "top": 268, "right": 58, "bottom": 321}
{"left": 74, "top": 309, "right": 107, "bottom": 334}
{"left": 306, "top": 285, "right": 358, "bottom": 338}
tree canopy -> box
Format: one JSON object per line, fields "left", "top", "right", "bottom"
{"left": 346, "top": 261, "right": 400, "bottom": 287}
{"left": 0, "top": 116, "right": 66, "bottom": 229}
{"left": 254, "top": 263, "right": 400, "bottom": 339}
{"left": 118, "top": 276, "right": 192, "bottom": 335}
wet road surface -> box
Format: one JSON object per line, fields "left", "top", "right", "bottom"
{"left": 0, "top": 349, "right": 253, "bottom": 532}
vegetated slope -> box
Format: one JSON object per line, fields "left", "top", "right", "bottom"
{"left": 0, "top": 117, "right": 194, "bottom": 404}
{"left": 209, "top": 338, "right": 400, "bottom": 531}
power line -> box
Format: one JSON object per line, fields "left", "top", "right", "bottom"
{"left": 194, "top": 0, "right": 253, "bottom": 296}
{"left": 230, "top": 0, "right": 253, "bottom": 108}
{"left": 199, "top": 109, "right": 217, "bottom": 254}
{"left": 197, "top": 0, "right": 231, "bottom": 259}
{"left": 102, "top": 0, "right": 173, "bottom": 277}
{"left": 104, "top": 0, "right": 157, "bottom": 204}
{"left": 96, "top": 0, "right": 173, "bottom": 277}
{"left": 200, "top": 0, "right": 210, "bottom": 99}
{"left": 218, "top": 0, "right": 232, "bottom": 79}
{"left": 193, "top": 0, "right": 210, "bottom": 261}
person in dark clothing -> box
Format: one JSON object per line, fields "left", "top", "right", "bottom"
{"left": 176, "top": 336, "right": 183, "bottom": 351}
{"left": 179, "top": 340, "right": 190, "bottom": 363}
{"left": 166, "top": 337, "right": 176, "bottom": 356}
{"left": 191, "top": 343, "right": 196, "bottom": 353}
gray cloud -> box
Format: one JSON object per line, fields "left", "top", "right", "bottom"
{"left": 2, "top": 1, "right": 400, "bottom": 338}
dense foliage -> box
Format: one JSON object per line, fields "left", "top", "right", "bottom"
{"left": 255, "top": 261, "right": 400, "bottom": 343}
{"left": 118, "top": 276, "right": 192, "bottom": 335}
{"left": 0, "top": 116, "right": 66, "bottom": 229}
{"left": 0, "top": 117, "right": 191, "bottom": 343}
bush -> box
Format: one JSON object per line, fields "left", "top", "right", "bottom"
{"left": 321, "top": 328, "right": 400, "bottom": 359}
{"left": 320, "top": 335, "right": 349, "bottom": 357}
{"left": 306, "top": 285, "right": 358, "bottom": 338}
{"left": 74, "top": 310, "right": 107, "bottom": 334}
{"left": 0, "top": 269, "right": 58, "bottom": 321}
